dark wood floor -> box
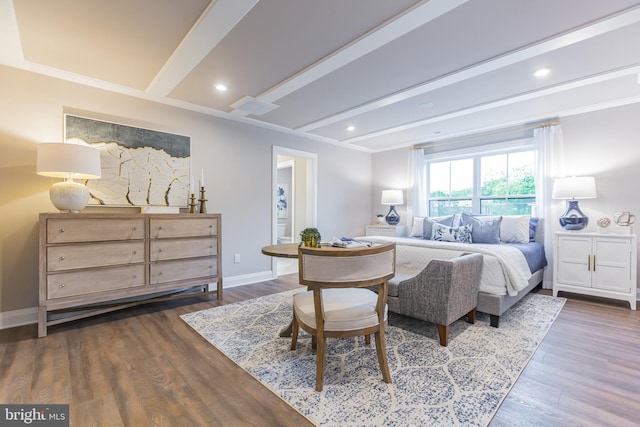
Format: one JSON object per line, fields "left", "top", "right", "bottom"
{"left": 1, "top": 276, "right": 639, "bottom": 427}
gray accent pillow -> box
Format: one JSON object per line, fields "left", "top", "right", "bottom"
{"left": 422, "top": 215, "right": 454, "bottom": 239}
{"left": 461, "top": 213, "right": 502, "bottom": 244}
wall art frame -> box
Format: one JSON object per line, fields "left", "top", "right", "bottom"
{"left": 64, "top": 114, "right": 191, "bottom": 208}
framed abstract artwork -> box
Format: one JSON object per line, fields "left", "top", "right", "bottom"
{"left": 277, "top": 183, "right": 289, "bottom": 219}
{"left": 64, "top": 114, "right": 190, "bottom": 207}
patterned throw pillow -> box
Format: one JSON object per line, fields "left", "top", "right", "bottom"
{"left": 422, "top": 215, "right": 454, "bottom": 239}
{"left": 432, "top": 223, "right": 473, "bottom": 243}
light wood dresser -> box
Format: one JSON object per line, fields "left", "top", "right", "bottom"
{"left": 38, "top": 213, "right": 222, "bottom": 337}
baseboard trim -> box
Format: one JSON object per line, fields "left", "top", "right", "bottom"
{"left": 0, "top": 272, "right": 276, "bottom": 330}
{"left": 222, "top": 271, "right": 274, "bottom": 288}
{"left": 0, "top": 307, "right": 38, "bottom": 330}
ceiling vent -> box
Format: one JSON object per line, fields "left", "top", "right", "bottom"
{"left": 230, "top": 96, "right": 279, "bottom": 116}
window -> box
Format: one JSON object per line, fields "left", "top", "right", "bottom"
{"left": 427, "top": 143, "right": 536, "bottom": 216}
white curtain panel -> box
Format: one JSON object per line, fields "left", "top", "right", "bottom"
{"left": 534, "top": 124, "right": 565, "bottom": 289}
{"left": 407, "top": 147, "right": 428, "bottom": 221}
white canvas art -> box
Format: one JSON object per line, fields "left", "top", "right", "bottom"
{"left": 65, "top": 115, "right": 190, "bottom": 207}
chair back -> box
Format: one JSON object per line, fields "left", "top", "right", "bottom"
{"left": 298, "top": 242, "right": 396, "bottom": 289}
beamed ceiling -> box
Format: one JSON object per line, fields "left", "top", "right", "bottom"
{"left": 2, "top": 0, "right": 640, "bottom": 152}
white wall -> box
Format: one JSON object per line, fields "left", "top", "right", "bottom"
{"left": 0, "top": 65, "right": 373, "bottom": 323}
{"left": 372, "top": 102, "right": 640, "bottom": 287}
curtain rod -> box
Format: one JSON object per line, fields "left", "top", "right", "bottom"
{"left": 410, "top": 120, "right": 561, "bottom": 150}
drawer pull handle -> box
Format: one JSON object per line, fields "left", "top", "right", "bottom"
{"left": 209, "top": 225, "right": 213, "bottom": 228}
{"left": 59, "top": 228, "right": 65, "bottom": 233}
{"left": 158, "top": 249, "right": 162, "bottom": 252}
{"left": 59, "top": 284, "right": 65, "bottom": 288}
{"left": 158, "top": 226, "right": 162, "bottom": 230}
{"left": 133, "top": 275, "right": 137, "bottom": 279}
{"left": 59, "top": 256, "right": 65, "bottom": 261}
{"left": 133, "top": 251, "right": 137, "bottom": 255}
{"left": 132, "top": 226, "right": 137, "bottom": 231}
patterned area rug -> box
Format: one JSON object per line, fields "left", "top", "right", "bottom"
{"left": 181, "top": 290, "right": 565, "bottom": 426}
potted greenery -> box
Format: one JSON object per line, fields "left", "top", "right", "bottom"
{"left": 376, "top": 213, "right": 385, "bottom": 224}
{"left": 299, "top": 227, "right": 322, "bottom": 247}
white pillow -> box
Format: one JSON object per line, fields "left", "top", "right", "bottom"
{"left": 500, "top": 215, "right": 530, "bottom": 243}
{"left": 409, "top": 217, "right": 425, "bottom": 237}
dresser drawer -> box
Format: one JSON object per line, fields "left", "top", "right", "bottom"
{"left": 150, "top": 258, "right": 217, "bottom": 284}
{"left": 47, "top": 218, "right": 145, "bottom": 243}
{"left": 149, "top": 218, "right": 218, "bottom": 239}
{"left": 47, "top": 242, "right": 145, "bottom": 271}
{"left": 47, "top": 265, "right": 145, "bottom": 299}
{"left": 150, "top": 237, "right": 217, "bottom": 261}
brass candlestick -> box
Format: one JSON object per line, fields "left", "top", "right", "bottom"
{"left": 189, "top": 193, "right": 197, "bottom": 214}
{"left": 199, "top": 186, "right": 207, "bottom": 213}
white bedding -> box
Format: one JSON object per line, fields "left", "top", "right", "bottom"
{"left": 358, "top": 236, "right": 533, "bottom": 296}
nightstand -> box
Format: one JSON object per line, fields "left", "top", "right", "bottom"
{"left": 365, "top": 225, "right": 407, "bottom": 237}
{"left": 553, "top": 232, "right": 637, "bottom": 310}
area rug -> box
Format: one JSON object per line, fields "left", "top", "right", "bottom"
{"left": 181, "top": 290, "right": 565, "bottom": 426}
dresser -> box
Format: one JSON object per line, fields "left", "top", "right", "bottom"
{"left": 553, "top": 232, "right": 636, "bottom": 310}
{"left": 39, "top": 213, "right": 222, "bottom": 336}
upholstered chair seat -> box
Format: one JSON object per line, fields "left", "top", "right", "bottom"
{"left": 293, "top": 288, "right": 388, "bottom": 331}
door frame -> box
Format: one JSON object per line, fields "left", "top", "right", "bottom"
{"left": 271, "top": 146, "right": 317, "bottom": 275}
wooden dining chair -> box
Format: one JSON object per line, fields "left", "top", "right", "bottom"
{"left": 291, "top": 242, "right": 396, "bottom": 391}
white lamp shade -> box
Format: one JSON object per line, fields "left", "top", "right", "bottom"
{"left": 36, "top": 142, "right": 101, "bottom": 179}
{"left": 381, "top": 189, "right": 403, "bottom": 205}
{"left": 552, "top": 176, "right": 597, "bottom": 199}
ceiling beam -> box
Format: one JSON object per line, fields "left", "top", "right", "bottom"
{"left": 297, "top": 4, "right": 640, "bottom": 134}
{"left": 145, "top": 0, "right": 258, "bottom": 97}
{"left": 0, "top": 0, "right": 24, "bottom": 66}
{"left": 256, "top": 0, "right": 469, "bottom": 104}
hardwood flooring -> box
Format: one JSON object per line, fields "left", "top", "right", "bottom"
{"left": 1, "top": 276, "right": 639, "bottom": 426}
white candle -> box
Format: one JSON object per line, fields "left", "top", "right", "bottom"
{"left": 190, "top": 175, "right": 194, "bottom": 194}
{"left": 200, "top": 168, "right": 205, "bottom": 189}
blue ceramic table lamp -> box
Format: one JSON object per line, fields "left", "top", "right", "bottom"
{"left": 381, "top": 189, "right": 403, "bottom": 225}
{"left": 552, "top": 176, "right": 597, "bottom": 230}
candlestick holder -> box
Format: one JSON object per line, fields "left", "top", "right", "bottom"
{"left": 199, "top": 186, "right": 207, "bottom": 214}
{"left": 189, "top": 193, "right": 197, "bottom": 214}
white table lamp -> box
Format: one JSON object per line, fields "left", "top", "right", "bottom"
{"left": 37, "top": 142, "right": 102, "bottom": 213}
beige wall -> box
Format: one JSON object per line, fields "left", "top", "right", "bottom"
{"left": 0, "top": 65, "right": 373, "bottom": 322}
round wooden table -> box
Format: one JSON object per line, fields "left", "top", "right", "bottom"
{"left": 260, "top": 243, "right": 300, "bottom": 258}
{"left": 261, "top": 242, "right": 354, "bottom": 258}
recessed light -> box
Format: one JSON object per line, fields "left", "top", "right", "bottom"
{"left": 215, "top": 83, "right": 228, "bottom": 92}
{"left": 534, "top": 68, "right": 551, "bottom": 78}
{"left": 347, "top": 126, "right": 355, "bottom": 132}
{"left": 418, "top": 102, "right": 434, "bottom": 109}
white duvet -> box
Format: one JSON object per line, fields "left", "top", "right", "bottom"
{"left": 358, "top": 236, "right": 533, "bottom": 296}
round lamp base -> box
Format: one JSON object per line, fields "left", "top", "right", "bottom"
{"left": 559, "top": 200, "right": 589, "bottom": 231}
{"left": 50, "top": 181, "right": 89, "bottom": 213}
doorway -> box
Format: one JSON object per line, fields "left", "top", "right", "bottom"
{"left": 272, "top": 146, "right": 317, "bottom": 276}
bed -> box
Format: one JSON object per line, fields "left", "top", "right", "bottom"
{"left": 358, "top": 214, "right": 547, "bottom": 327}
